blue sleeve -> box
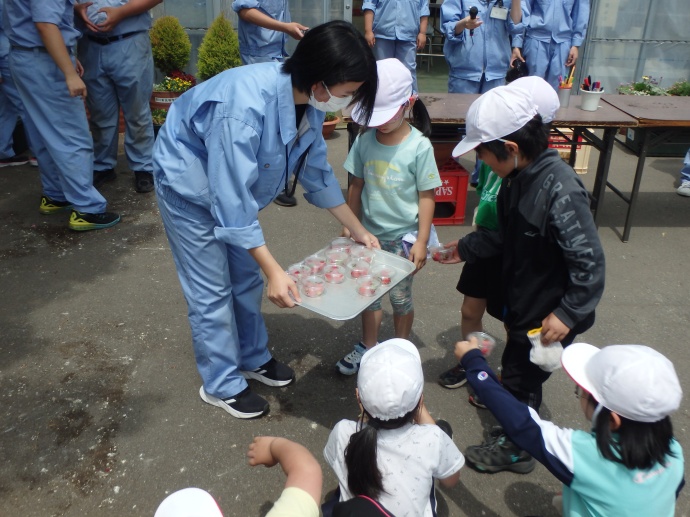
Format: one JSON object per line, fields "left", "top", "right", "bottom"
{"left": 460, "top": 349, "right": 576, "bottom": 486}
{"left": 362, "top": 0, "right": 377, "bottom": 14}
{"left": 570, "top": 0, "right": 589, "bottom": 47}
{"left": 511, "top": 0, "right": 531, "bottom": 48}
{"left": 299, "top": 136, "right": 347, "bottom": 209}
{"left": 440, "top": 0, "right": 465, "bottom": 42}
{"left": 31, "top": 0, "right": 67, "bottom": 25}
{"left": 232, "top": 0, "right": 261, "bottom": 13}
{"left": 505, "top": 0, "right": 525, "bottom": 36}
{"left": 420, "top": 0, "right": 430, "bottom": 18}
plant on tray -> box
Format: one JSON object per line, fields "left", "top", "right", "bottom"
{"left": 666, "top": 80, "right": 690, "bottom": 97}
{"left": 617, "top": 75, "right": 668, "bottom": 96}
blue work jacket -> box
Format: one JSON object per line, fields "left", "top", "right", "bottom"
{"left": 441, "top": 0, "right": 523, "bottom": 82}
{"left": 76, "top": 0, "right": 152, "bottom": 37}
{"left": 4, "top": 0, "right": 81, "bottom": 48}
{"left": 152, "top": 62, "right": 345, "bottom": 250}
{"left": 362, "top": 0, "right": 430, "bottom": 42}
{"left": 232, "top": 0, "right": 289, "bottom": 59}
{"left": 512, "top": 0, "right": 589, "bottom": 48}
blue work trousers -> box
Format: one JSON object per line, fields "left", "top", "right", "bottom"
{"left": 522, "top": 38, "right": 571, "bottom": 91}
{"left": 447, "top": 75, "right": 504, "bottom": 94}
{"left": 156, "top": 184, "right": 272, "bottom": 399}
{"left": 9, "top": 48, "right": 106, "bottom": 213}
{"left": 78, "top": 31, "right": 154, "bottom": 173}
{"left": 0, "top": 53, "right": 26, "bottom": 158}
{"left": 373, "top": 38, "right": 418, "bottom": 91}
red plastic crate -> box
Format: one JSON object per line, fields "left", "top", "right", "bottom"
{"left": 433, "top": 159, "right": 469, "bottom": 226}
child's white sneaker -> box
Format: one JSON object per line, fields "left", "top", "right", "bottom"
{"left": 336, "top": 342, "right": 368, "bottom": 375}
{"left": 677, "top": 181, "right": 690, "bottom": 197}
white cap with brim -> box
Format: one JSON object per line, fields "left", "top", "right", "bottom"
{"left": 561, "top": 343, "right": 682, "bottom": 423}
{"left": 154, "top": 488, "right": 224, "bottom": 517}
{"left": 452, "top": 86, "right": 538, "bottom": 158}
{"left": 507, "top": 76, "right": 560, "bottom": 123}
{"left": 351, "top": 58, "right": 413, "bottom": 127}
{"left": 357, "top": 338, "right": 424, "bottom": 421}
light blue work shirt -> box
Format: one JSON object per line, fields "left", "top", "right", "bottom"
{"left": 441, "top": 0, "right": 523, "bottom": 82}
{"left": 232, "top": 0, "right": 289, "bottom": 59}
{"left": 77, "top": 0, "right": 152, "bottom": 36}
{"left": 153, "top": 62, "right": 346, "bottom": 250}
{"left": 4, "top": 0, "right": 81, "bottom": 48}
{"left": 512, "top": 0, "right": 589, "bottom": 48}
{"left": 362, "top": 0, "right": 430, "bottom": 42}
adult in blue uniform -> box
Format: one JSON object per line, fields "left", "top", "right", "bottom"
{"left": 232, "top": 0, "right": 307, "bottom": 65}
{"left": 441, "top": 0, "right": 523, "bottom": 94}
{"left": 362, "top": 0, "right": 429, "bottom": 90}
{"left": 75, "top": 0, "right": 160, "bottom": 194}
{"left": 5, "top": 0, "right": 120, "bottom": 230}
{"left": 153, "top": 21, "right": 379, "bottom": 420}
{"left": 512, "top": 0, "right": 589, "bottom": 91}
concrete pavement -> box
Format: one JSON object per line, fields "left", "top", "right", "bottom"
{"left": 1, "top": 128, "right": 689, "bottom": 516}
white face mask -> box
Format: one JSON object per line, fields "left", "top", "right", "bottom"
{"left": 308, "top": 82, "right": 353, "bottom": 112}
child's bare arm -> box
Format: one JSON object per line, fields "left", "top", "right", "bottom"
{"left": 409, "top": 189, "right": 435, "bottom": 270}
{"left": 247, "top": 436, "right": 322, "bottom": 506}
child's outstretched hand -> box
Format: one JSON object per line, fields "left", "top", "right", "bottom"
{"left": 454, "top": 336, "right": 480, "bottom": 361}
{"left": 437, "top": 241, "right": 462, "bottom": 264}
{"left": 247, "top": 436, "right": 279, "bottom": 468}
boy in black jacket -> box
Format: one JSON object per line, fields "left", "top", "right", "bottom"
{"left": 439, "top": 85, "right": 605, "bottom": 473}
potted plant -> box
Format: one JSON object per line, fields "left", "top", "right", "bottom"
{"left": 149, "top": 16, "right": 194, "bottom": 110}
{"left": 151, "top": 108, "right": 168, "bottom": 138}
{"left": 667, "top": 80, "right": 690, "bottom": 97}
{"left": 617, "top": 76, "right": 668, "bottom": 96}
{"left": 322, "top": 112, "right": 340, "bottom": 139}
{"left": 196, "top": 13, "right": 241, "bottom": 81}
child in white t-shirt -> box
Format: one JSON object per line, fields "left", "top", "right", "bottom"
{"left": 325, "top": 338, "right": 464, "bottom": 517}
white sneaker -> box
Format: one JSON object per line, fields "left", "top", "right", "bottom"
{"left": 677, "top": 181, "right": 690, "bottom": 197}
{"left": 336, "top": 342, "right": 368, "bottom": 375}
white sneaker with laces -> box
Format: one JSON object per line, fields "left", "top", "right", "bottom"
{"left": 677, "top": 181, "right": 690, "bottom": 197}
{"left": 336, "top": 342, "right": 369, "bottom": 375}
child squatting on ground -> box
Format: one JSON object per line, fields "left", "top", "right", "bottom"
{"left": 456, "top": 336, "right": 685, "bottom": 516}
{"left": 336, "top": 58, "right": 441, "bottom": 376}
{"left": 325, "top": 338, "right": 465, "bottom": 517}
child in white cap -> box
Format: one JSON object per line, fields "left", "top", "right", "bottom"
{"left": 455, "top": 338, "right": 684, "bottom": 516}
{"left": 325, "top": 338, "right": 464, "bottom": 517}
{"left": 437, "top": 83, "right": 605, "bottom": 474}
{"left": 335, "top": 58, "right": 441, "bottom": 376}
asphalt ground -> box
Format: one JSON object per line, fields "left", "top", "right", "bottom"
{"left": 1, "top": 128, "right": 689, "bottom": 516}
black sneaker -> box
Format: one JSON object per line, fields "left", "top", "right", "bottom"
{"left": 438, "top": 364, "right": 467, "bottom": 389}
{"left": 69, "top": 210, "right": 121, "bottom": 231}
{"left": 134, "top": 171, "right": 154, "bottom": 193}
{"left": 468, "top": 391, "right": 487, "bottom": 409}
{"left": 436, "top": 419, "right": 453, "bottom": 439}
{"left": 465, "top": 432, "right": 536, "bottom": 474}
{"left": 93, "top": 168, "right": 116, "bottom": 187}
{"left": 199, "top": 386, "right": 268, "bottom": 419}
{"left": 242, "top": 358, "right": 295, "bottom": 387}
{"left": 0, "top": 154, "right": 29, "bottom": 167}
{"left": 273, "top": 192, "right": 297, "bottom": 207}
{"left": 39, "top": 195, "right": 72, "bottom": 215}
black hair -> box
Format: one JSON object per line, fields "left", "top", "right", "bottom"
{"left": 344, "top": 408, "right": 417, "bottom": 499}
{"left": 505, "top": 58, "right": 529, "bottom": 84}
{"left": 476, "top": 113, "right": 548, "bottom": 162}
{"left": 409, "top": 97, "right": 432, "bottom": 137}
{"left": 592, "top": 404, "right": 677, "bottom": 471}
{"left": 282, "top": 20, "right": 378, "bottom": 126}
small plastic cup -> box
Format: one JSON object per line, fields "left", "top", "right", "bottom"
{"left": 370, "top": 264, "right": 396, "bottom": 285}
{"left": 325, "top": 249, "right": 348, "bottom": 265}
{"left": 557, "top": 86, "right": 571, "bottom": 108}
{"left": 350, "top": 245, "right": 376, "bottom": 263}
{"left": 356, "top": 275, "right": 381, "bottom": 297}
{"left": 304, "top": 253, "right": 326, "bottom": 274}
{"left": 323, "top": 264, "right": 347, "bottom": 284}
{"left": 430, "top": 245, "right": 454, "bottom": 262}
{"left": 287, "top": 263, "right": 311, "bottom": 282}
{"left": 329, "top": 237, "right": 354, "bottom": 254}
{"left": 301, "top": 275, "right": 326, "bottom": 297}
{"left": 346, "top": 258, "right": 370, "bottom": 279}
{"left": 468, "top": 331, "right": 496, "bottom": 357}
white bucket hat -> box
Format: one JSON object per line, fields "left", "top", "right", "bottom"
{"left": 351, "top": 58, "right": 413, "bottom": 127}
{"left": 357, "top": 338, "right": 424, "bottom": 421}
{"left": 452, "top": 86, "right": 538, "bottom": 158}
{"left": 561, "top": 343, "right": 682, "bottom": 423}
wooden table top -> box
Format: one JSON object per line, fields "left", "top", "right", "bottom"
{"left": 602, "top": 95, "right": 690, "bottom": 127}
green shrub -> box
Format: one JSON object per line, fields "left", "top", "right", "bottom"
{"left": 150, "top": 16, "right": 191, "bottom": 76}
{"left": 196, "top": 14, "right": 241, "bottom": 81}
{"left": 667, "top": 80, "right": 690, "bottom": 96}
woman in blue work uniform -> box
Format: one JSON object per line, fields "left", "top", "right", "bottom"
{"left": 153, "top": 21, "right": 379, "bottom": 420}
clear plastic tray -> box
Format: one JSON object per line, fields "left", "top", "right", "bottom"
{"left": 292, "top": 246, "right": 415, "bottom": 320}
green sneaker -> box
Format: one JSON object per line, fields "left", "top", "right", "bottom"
{"left": 39, "top": 195, "right": 72, "bottom": 215}
{"left": 465, "top": 432, "right": 536, "bottom": 474}
{"left": 69, "top": 210, "right": 120, "bottom": 231}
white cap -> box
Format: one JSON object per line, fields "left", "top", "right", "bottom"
{"left": 351, "top": 58, "right": 413, "bottom": 127}
{"left": 452, "top": 86, "right": 538, "bottom": 157}
{"left": 154, "top": 488, "right": 224, "bottom": 517}
{"left": 561, "top": 343, "right": 682, "bottom": 423}
{"left": 507, "top": 76, "right": 561, "bottom": 123}
{"left": 357, "top": 338, "right": 424, "bottom": 421}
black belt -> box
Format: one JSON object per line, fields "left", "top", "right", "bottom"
{"left": 87, "top": 30, "right": 144, "bottom": 45}
{"left": 11, "top": 45, "right": 48, "bottom": 53}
